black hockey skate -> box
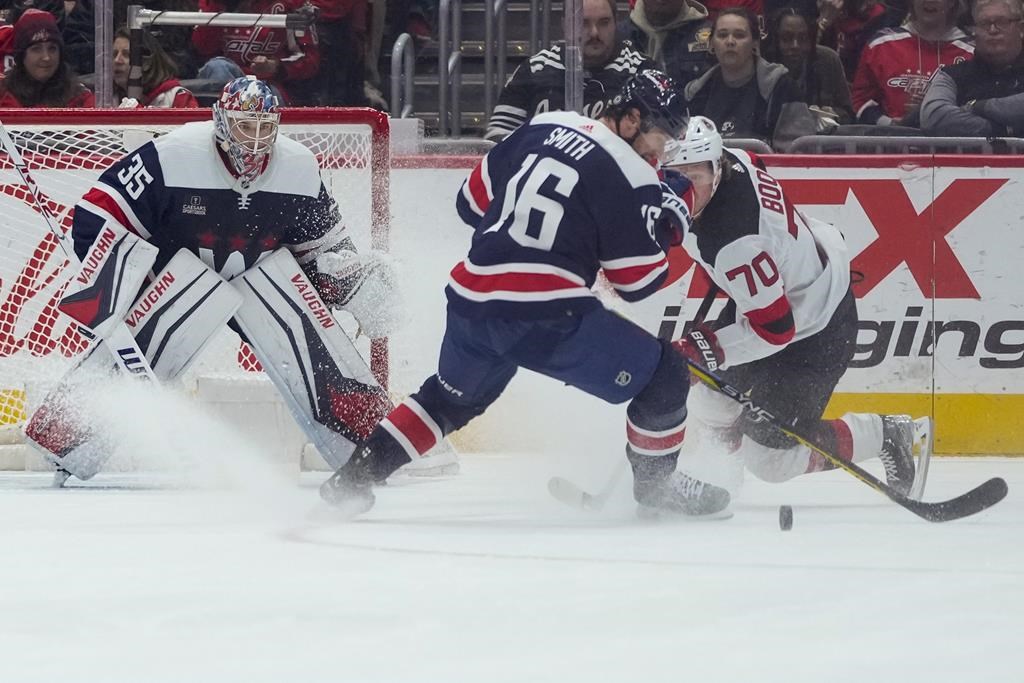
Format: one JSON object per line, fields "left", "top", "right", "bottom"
{"left": 319, "top": 445, "right": 378, "bottom": 517}
{"left": 634, "top": 470, "right": 732, "bottom": 517}
{"left": 879, "top": 415, "right": 916, "bottom": 495}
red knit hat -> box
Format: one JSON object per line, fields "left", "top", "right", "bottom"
{"left": 13, "top": 9, "right": 62, "bottom": 53}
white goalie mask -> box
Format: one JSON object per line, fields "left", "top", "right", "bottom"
{"left": 212, "top": 76, "right": 281, "bottom": 187}
{"left": 666, "top": 116, "right": 724, "bottom": 202}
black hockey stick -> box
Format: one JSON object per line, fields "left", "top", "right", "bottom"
{"left": 686, "top": 361, "right": 1008, "bottom": 523}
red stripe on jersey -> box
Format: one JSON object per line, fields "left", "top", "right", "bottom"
{"left": 451, "top": 261, "right": 582, "bottom": 294}
{"left": 627, "top": 423, "right": 686, "bottom": 453}
{"left": 81, "top": 186, "right": 138, "bottom": 236}
{"left": 784, "top": 201, "right": 799, "bottom": 238}
{"left": 467, "top": 160, "right": 491, "bottom": 214}
{"left": 386, "top": 403, "right": 438, "bottom": 455}
{"left": 603, "top": 257, "right": 668, "bottom": 288}
{"left": 745, "top": 294, "right": 795, "bottom": 345}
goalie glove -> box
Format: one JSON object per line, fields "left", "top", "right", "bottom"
{"left": 312, "top": 249, "right": 404, "bottom": 338}
{"left": 672, "top": 325, "right": 725, "bottom": 383}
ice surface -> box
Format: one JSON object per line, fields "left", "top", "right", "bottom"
{"left": 0, "top": 454, "right": 1020, "bottom": 683}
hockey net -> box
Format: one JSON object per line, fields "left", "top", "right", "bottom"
{"left": 0, "top": 108, "right": 390, "bottom": 449}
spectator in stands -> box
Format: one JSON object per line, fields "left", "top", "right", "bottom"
{"left": 684, "top": 7, "right": 816, "bottom": 147}
{"left": 112, "top": 28, "right": 198, "bottom": 108}
{"left": 763, "top": 5, "right": 854, "bottom": 124}
{"left": 852, "top": 0, "right": 974, "bottom": 125}
{"left": 817, "top": 0, "right": 894, "bottom": 81}
{"left": 10, "top": 0, "right": 94, "bottom": 75}
{"left": 113, "top": 1, "right": 200, "bottom": 79}
{"left": 625, "top": 0, "right": 714, "bottom": 88}
{"left": 306, "top": 0, "right": 369, "bottom": 106}
{"left": 485, "top": 0, "right": 652, "bottom": 141}
{"left": 191, "top": 0, "right": 320, "bottom": 105}
{"left": 0, "top": 16, "right": 14, "bottom": 73}
{"left": 0, "top": 8, "right": 93, "bottom": 106}
{"left": 921, "top": 0, "right": 1024, "bottom": 134}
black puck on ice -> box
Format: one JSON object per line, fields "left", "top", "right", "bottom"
{"left": 778, "top": 505, "right": 793, "bottom": 531}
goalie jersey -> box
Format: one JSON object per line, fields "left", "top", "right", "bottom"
{"left": 685, "top": 149, "right": 851, "bottom": 368}
{"left": 451, "top": 110, "right": 669, "bottom": 320}
{"left": 71, "top": 121, "right": 346, "bottom": 279}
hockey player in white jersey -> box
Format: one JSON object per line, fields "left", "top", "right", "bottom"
{"left": 664, "top": 116, "right": 928, "bottom": 494}
{"left": 25, "top": 76, "right": 408, "bottom": 484}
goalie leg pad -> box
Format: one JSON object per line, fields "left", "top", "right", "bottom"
{"left": 58, "top": 224, "right": 158, "bottom": 337}
{"left": 232, "top": 249, "right": 392, "bottom": 470}
{"left": 126, "top": 249, "right": 242, "bottom": 382}
{"left": 25, "top": 250, "right": 241, "bottom": 481}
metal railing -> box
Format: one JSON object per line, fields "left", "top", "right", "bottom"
{"left": 789, "top": 135, "right": 1024, "bottom": 155}
{"left": 438, "top": 0, "right": 464, "bottom": 136}
{"left": 390, "top": 33, "right": 416, "bottom": 118}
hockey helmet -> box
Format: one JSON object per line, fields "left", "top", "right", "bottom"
{"left": 666, "top": 116, "right": 724, "bottom": 200}
{"left": 213, "top": 76, "right": 281, "bottom": 185}
{"left": 610, "top": 69, "right": 688, "bottom": 139}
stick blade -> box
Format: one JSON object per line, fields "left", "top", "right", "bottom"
{"left": 907, "top": 477, "right": 1008, "bottom": 523}
{"left": 548, "top": 476, "right": 600, "bottom": 511}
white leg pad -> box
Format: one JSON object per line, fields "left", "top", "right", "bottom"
{"left": 231, "top": 249, "right": 392, "bottom": 470}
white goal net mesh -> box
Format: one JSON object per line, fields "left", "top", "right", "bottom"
{"left": 0, "top": 109, "right": 388, "bottom": 432}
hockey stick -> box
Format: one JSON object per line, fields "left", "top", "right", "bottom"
{"left": 0, "top": 122, "right": 157, "bottom": 382}
{"left": 686, "top": 361, "right": 1007, "bottom": 523}
{"left": 548, "top": 280, "right": 721, "bottom": 512}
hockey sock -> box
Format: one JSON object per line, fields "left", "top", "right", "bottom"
{"left": 805, "top": 413, "right": 884, "bottom": 473}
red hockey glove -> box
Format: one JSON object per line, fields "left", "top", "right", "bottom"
{"left": 672, "top": 325, "right": 725, "bottom": 383}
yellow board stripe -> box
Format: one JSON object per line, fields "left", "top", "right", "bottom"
{"left": 0, "top": 389, "right": 26, "bottom": 426}
{"left": 826, "top": 393, "right": 1024, "bottom": 455}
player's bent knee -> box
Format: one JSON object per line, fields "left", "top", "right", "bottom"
{"left": 742, "top": 441, "right": 809, "bottom": 483}
{"left": 414, "top": 375, "right": 488, "bottom": 434}
{"left": 740, "top": 413, "right": 798, "bottom": 450}
{"left": 628, "top": 339, "right": 689, "bottom": 428}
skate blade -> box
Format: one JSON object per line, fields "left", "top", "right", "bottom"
{"left": 636, "top": 505, "right": 734, "bottom": 522}
{"left": 909, "top": 417, "right": 933, "bottom": 501}
{"left": 306, "top": 497, "right": 374, "bottom": 523}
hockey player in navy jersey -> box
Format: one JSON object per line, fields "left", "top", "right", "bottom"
{"left": 27, "top": 76, "right": 405, "bottom": 485}
{"left": 321, "top": 70, "right": 731, "bottom": 518}
{"left": 663, "top": 116, "right": 929, "bottom": 495}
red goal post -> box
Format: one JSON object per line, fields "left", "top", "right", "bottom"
{"left": 0, "top": 107, "right": 391, "bottom": 432}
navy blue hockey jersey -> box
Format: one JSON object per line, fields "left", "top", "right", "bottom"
{"left": 450, "top": 110, "right": 668, "bottom": 319}
{"left": 72, "top": 121, "right": 346, "bottom": 280}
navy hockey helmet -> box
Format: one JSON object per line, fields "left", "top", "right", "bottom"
{"left": 213, "top": 76, "right": 281, "bottom": 186}
{"left": 609, "top": 69, "right": 687, "bottom": 138}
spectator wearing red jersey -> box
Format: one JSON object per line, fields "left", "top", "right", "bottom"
{"left": 817, "top": 0, "right": 894, "bottom": 81}
{"left": 851, "top": 0, "right": 973, "bottom": 125}
{"left": 0, "top": 9, "right": 93, "bottom": 107}
{"left": 112, "top": 28, "right": 199, "bottom": 108}
{"left": 0, "top": 23, "right": 14, "bottom": 73}
{"left": 191, "top": 0, "right": 320, "bottom": 104}
{"left": 703, "top": 0, "right": 765, "bottom": 26}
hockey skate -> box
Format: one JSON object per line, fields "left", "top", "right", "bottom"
{"left": 879, "top": 415, "right": 916, "bottom": 495}
{"left": 634, "top": 470, "right": 731, "bottom": 518}
{"left": 319, "top": 446, "right": 378, "bottom": 517}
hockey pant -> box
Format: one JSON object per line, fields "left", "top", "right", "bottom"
{"left": 26, "top": 248, "right": 243, "bottom": 479}
{"left": 691, "top": 289, "right": 885, "bottom": 482}
{"left": 352, "top": 305, "right": 689, "bottom": 480}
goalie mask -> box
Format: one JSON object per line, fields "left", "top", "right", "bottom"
{"left": 213, "top": 76, "right": 281, "bottom": 186}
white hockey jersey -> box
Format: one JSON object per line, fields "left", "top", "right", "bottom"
{"left": 683, "top": 149, "right": 851, "bottom": 368}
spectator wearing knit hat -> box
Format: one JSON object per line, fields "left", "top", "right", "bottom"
{"left": 0, "top": 9, "right": 94, "bottom": 107}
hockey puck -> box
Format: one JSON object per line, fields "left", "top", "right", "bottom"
{"left": 778, "top": 505, "right": 793, "bottom": 531}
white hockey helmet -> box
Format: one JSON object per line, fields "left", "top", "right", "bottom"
{"left": 666, "top": 116, "right": 724, "bottom": 196}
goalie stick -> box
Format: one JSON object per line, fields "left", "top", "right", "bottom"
{"left": 0, "top": 121, "right": 157, "bottom": 383}
{"left": 686, "top": 360, "right": 1007, "bottom": 523}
